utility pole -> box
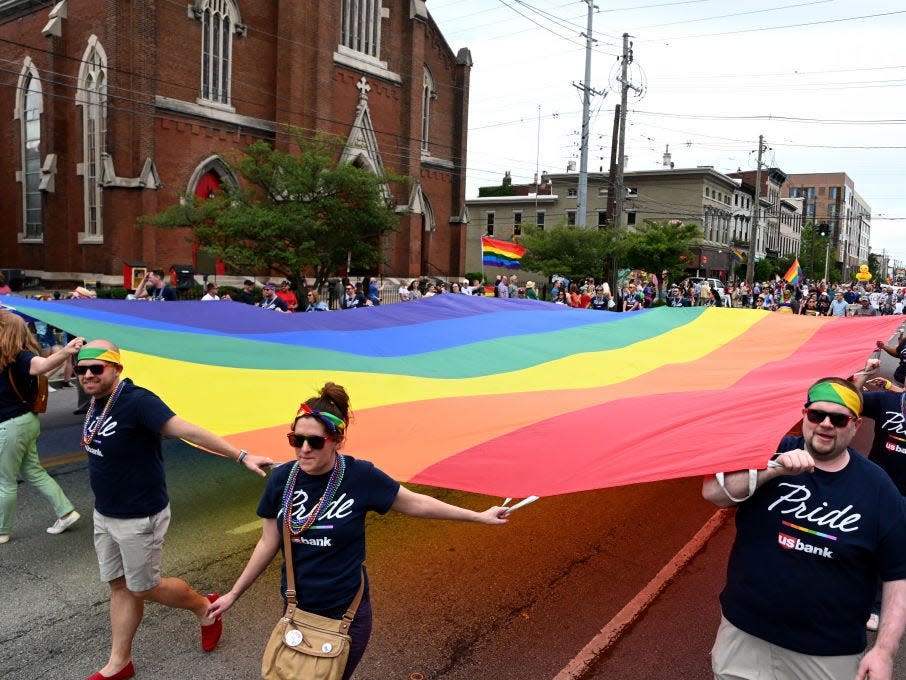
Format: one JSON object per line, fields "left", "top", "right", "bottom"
{"left": 613, "top": 33, "right": 634, "bottom": 231}
{"left": 745, "top": 135, "right": 765, "bottom": 286}
{"left": 606, "top": 104, "right": 619, "bottom": 226}
{"left": 575, "top": 0, "right": 605, "bottom": 228}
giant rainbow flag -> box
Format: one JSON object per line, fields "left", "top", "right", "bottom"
{"left": 481, "top": 236, "right": 526, "bottom": 269}
{"left": 7, "top": 296, "right": 898, "bottom": 497}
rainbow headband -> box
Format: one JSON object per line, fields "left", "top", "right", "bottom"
{"left": 77, "top": 347, "right": 122, "bottom": 365}
{"left": 805, "top": 380, "right": 862, "bottom": 418}
{"left": 294, "top": 403, "right": 346, "bottom": 435}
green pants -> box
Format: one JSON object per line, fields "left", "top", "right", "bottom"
{"left": 0, "top": 411, "right": 74, "bottom": 535}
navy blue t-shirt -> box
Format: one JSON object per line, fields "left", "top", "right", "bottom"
{"left": 862, "top": 391, "right": 906, "bottom": 494}
{"left": 84, "top": 379, "right": 176, "bottom": 518}
{"left": 0, "top": 351, "right": 36, "bottom": 422}
{"left": 257, "top": 455, "right": 400, "bottom": 616}
{"left": 720, "top": 436, "right": 906, "bottom": 655}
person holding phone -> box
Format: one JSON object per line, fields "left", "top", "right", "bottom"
{"left": 702, "top": 378, "right": 906, "bottom": 680}
{"left": 207, "top": 382, "right": 510, "bottom": 680}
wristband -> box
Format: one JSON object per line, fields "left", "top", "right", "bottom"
{"left": 237, "top": 449, "right": 248, "bottom": 464}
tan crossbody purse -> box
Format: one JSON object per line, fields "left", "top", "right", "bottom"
{"left": 260, "top": 521, "right": 365, "bottom": 680}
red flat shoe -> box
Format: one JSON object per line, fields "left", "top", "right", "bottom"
{"left": 201, "top": 592, "right": 222, "bottom": 652}
{"left": 85, "top": 661, "right": 135, "bottom": 680}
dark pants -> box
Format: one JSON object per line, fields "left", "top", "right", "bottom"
{"left": 343, "top": 591, "right": 372, "bottom": 680}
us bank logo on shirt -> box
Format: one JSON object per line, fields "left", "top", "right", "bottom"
{"left": 82, "top": 416, "right": 118, "bottom": 458}
{"left": 769, "top": 482, "right": 862, "bottom": 560}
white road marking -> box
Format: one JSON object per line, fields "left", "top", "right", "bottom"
{"left": 227, "top": 519, "right": 264, "bottom": 535}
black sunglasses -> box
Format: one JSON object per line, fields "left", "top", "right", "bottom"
{"left": 74, "top": 364, "right": 109, "bottom": 376}
{"left": 805, "top": 408, "right": 853, "bottom": 428}
{"left": 286, "top": 433, "right": 331, "bottom": 450}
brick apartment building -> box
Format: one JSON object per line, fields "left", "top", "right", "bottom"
{"left": 784, "top": 172, "right": 871, "bottom": 281}
{"left": 0, "top": 0, "right": 471, "bottom": 287}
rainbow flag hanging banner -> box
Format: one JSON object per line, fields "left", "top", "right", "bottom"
{"left": 481, "top": 236, "right": 526, "bottom": 269}
{"left": 5, "top": 297, "right": 899, "bottom": 498}
{"left": 730, "top": 248, "right": 746, "bottom": 264}
{"left": 784, "top": 258, "right": 803, "bottom": 285}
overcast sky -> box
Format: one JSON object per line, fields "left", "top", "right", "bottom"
{"left": 427, "top": 0, "right": 906, "bottom": 266}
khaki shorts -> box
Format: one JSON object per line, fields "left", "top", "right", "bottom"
{"left": 711, "top": 615, "right": 862, "bottom": 680}
{"left": 93, "top": 505, "right": 171, "bottom": 592}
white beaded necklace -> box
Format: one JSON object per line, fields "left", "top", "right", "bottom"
{"left": 81, "top": 380, "right": 125, "bottom": 450}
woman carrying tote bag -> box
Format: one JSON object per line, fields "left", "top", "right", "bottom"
{"left": 207, "top": 382, "right": 511, "bottom": 679}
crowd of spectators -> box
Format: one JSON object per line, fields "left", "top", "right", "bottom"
{"left": 663, "top": 278, "right": 905, "bottom": 317}
{"left": 17, "top": 265, "right": 906, "bottom": 319}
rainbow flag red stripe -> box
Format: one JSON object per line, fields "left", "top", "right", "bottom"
{"left": 482, "top": 236, "right": 526, "bottom": 269}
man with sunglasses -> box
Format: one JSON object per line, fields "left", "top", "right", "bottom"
{"left": 703, "top": 377, "right": 906, "bottom": 680}
{"left": 76, "top": 340, "right": 273, "bottom": 680}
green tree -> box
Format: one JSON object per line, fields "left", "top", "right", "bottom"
{"left": 868, "top": 252, "right": 882, "bottom": 283}
{"left": 139, "top": 132, "right": 401, "bottom": 290}
{"left": 798, "top": 222, "right": 832, "bottom": 281}
{"left": 518, "top": 223, "right": 620, "bottom": 282}
{"left": 617, "top": 219, "right": 703, "bottom": 279}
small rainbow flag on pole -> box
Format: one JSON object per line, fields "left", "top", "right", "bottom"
{"left": 481, "top": 236, "right": 526, "bottom": 269}
{"left": 784, "top": 258, "right": 803, "bottom": 285}
{"left": 730, "top": 248, "right": 747, "bottom": 264}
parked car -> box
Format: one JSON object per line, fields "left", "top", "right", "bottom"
{"left": 688, "top": 277, "right": 728, "bottom": 305}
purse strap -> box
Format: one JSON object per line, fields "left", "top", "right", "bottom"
{"left": 281, "top": 520, "right": 365, "bottom": 631}
{"left": 7, "top": 365, "right": 28, "bottom": 406}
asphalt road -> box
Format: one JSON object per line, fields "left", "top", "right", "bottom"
{"left": 3, "top": 385, "right": 725, "bottom": 679}
{"left": 6, "top": 354, "right": 906, "bottom": 680}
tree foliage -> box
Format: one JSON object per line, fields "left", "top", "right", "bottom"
{"left": 518, "top": 223, "right": 620, "bottom": 281}
{"left": 140, "top": 133, "right": 401, "bottom": 289}
{"left": 517, "top": 218, "right": 705, "bottom": 283}
{"left": 617, "top": 219, "right": 703, "bottom": 278}
{"left": 798, "top": 222, "right": 834, "bottom": 281}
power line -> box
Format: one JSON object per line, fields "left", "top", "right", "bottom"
{"left": 641, "top": 8, "right": 906, "bottom": 41}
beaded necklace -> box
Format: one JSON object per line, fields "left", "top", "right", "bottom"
{"left": 280, "top": 453, "right": 345, "bottom": 535}
{"left": 81, "top": 380, "right": 125, "bottom": 450}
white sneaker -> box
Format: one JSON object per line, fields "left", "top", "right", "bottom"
{"left": 866, "top": 613, "right": 880, "bottom": 631}
{"left": 0, "top": 534, "right": 9, "bottom": 544}
{"left": 46, "top": 510, "right": 80, "bottom": 535}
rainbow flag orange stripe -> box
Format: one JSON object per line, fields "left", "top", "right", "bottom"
{"left": 7, "top": 297, "right": 898, "bottom": 497}
{"left": 481, "top": 236, "right": 526, "bottom": 269}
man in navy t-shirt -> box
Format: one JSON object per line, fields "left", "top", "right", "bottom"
{"left": 77, "top": 340, "right": 273, "bottom": 680}
{"left": 702, "top": 377, "right": 906, "bottom": 680}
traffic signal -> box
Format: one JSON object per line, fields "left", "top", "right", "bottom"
{"left": 818, "top": 223, "right": 830, "bottom": 238}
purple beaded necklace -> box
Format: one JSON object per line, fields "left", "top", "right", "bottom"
{"left": 280, "top": 453, "right": 346, "bottom": 535}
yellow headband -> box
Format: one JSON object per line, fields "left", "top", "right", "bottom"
{"left": 806, "top": 379, "right": 862, "bottom": 417}
{"left": 77, "top": 347, "right": 122, "bottom": 365}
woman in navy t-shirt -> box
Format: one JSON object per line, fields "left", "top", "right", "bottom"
{"left": 207, "top": 382, "right": 510, "bottom": 679}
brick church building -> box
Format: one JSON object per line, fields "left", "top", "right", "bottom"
{"left": 0, "top": 0, "right": 471, "bottom": 287}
